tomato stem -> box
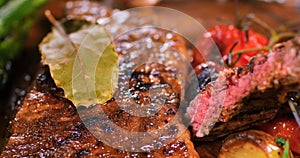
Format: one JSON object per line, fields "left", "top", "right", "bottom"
{"left": 231, "top": 46, "right": 270, "bottom": 55}
{"left": 226, "top": 40, "right": 239, "bottom": 67}
{"left": 246, "top": 14, "right": 277, "bottom": 37}
{"left": 228, "top": 54, "right": 241, "bottom": 68}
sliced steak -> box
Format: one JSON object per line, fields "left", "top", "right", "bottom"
{"left": 1, "top": 27, "right": 199, "bottom": 157}
{"left": 187, "top": 36, "right": 300, "bottom": 140}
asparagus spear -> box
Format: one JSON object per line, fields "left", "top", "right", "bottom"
{"left": 0, "top": 0, "right": 48, "bottom": 90}
{"left": 0, "top": 0, "right": 8, "bottom": 8}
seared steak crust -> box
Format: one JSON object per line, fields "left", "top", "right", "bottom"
{"left": 1, "top": 27, "right": 199, "bottom": 157}
{"left": 0, "top": 90, "right": 194, "bottom": 157}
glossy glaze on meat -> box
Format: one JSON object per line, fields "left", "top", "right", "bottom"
{"left": 0, "top": 27, "right": 199, "bottom": 157}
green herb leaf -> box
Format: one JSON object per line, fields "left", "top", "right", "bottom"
{"left": 276, "top": 137, "right": 286, "bottom": 146}
{"left": 39, "top": 24, "right": 118, "bottom": 106}
{"left": 282, "top": 140, "right": 290, "bottom": 158}
{"left": 0, "top": 0, "right": 48, "bottom": 91}
{"left": 275, "top": 137, "right": 291, "bottom": 158}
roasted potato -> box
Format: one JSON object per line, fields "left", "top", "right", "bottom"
{"left": 218, "top": 130, "right": 293, "bottom": 158}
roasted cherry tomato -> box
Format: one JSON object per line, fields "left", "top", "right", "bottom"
{"left": 259, "top": 116, "right": 300, "bottom": 155}
{"left": 193, "top": 24, "right": 269, "bottom": 68}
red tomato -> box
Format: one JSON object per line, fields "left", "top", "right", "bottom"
{"left": 259, "top": 116, "right": 300, "bottom": 155}
{"left": 193, "top": 24, "right": 269, "bottom": 68}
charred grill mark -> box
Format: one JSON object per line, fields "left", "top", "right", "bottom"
{"left": 75, "top": 149, "right": 90, "bottom": 158}
{"left": 55, "top": 137, "right": 69, "bottom": 146}
{"left": 128, "top": 67, "right": 178, "bottom": 106}
{"left": 75, "top": 123, "right": 85, "bottom": 131}
{"left": 1, "top": 26, "right": 199, "bottom": 157}
{"left": 130, "top": 81, "right": 151, "bottom": 92}
{"left": 130, "top": 69, "right": 174, "bottom": 87}
{"left": 199, "top": 108, "right": 280, "bottom": 141}
{"left": 96, "top": 140, "right": 103, "bottom": 147}
{"left": 66, "top": 131, "right": 82, "bottom": 139}
{"left": 165, "top": 108, "right": 176, "bottom": 115}
{"left": 113, "top": 109, "right": 124, "bottom": 118}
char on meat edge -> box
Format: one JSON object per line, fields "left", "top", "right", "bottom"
{"left": 187, "top": 36, "right": 300, "bottom": 140}
{"left": 0, "top": 8, "right": 199, "bottom": 156}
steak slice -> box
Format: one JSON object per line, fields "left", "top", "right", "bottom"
{"left": 187, "top": 36, "right": 300, "bottom": 140}
{"left": 0, "top": 69, "right": 197, "bottom": 157}
{"left": 1, "top": 27, "right": 199, "bottom": 157}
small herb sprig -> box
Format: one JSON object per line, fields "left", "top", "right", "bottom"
{"left": 225, "top": 14, "right": 299, "bottom": 68}
{"left": 276, "top": 137, "right": 293, "bottom": 158}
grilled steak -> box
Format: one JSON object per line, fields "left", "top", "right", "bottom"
{"left": 1, "top": 27, "right": 199, "bottom": 157}
{"left": 187, "top": 36, "right": 300, "bottom": 140}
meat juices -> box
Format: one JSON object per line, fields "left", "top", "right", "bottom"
{"left": 0, "top": 28, "right": 199, "bottom": 157}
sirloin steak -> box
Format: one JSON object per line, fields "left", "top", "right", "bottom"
{"left": 187, "top": 36, "right": 300, "bottom": 140}
{"left": 0, "top": 27, "right": 199, "bottom": 157}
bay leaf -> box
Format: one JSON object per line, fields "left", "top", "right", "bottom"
{"left": 39, "top": 24, "right": 118, "bottom": 106}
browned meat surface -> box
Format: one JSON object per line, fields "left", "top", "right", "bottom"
{"left": 187, "top": 36, "right": 300, "bottom": 140}
{"left": 0, "top": 70, "right": 197, "bottom": 157}
{"left": 65, "top": 1, "right": 112, "bottom": 22}
{"left": 1, "top": 27, "right": 199, "bottom": 157}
